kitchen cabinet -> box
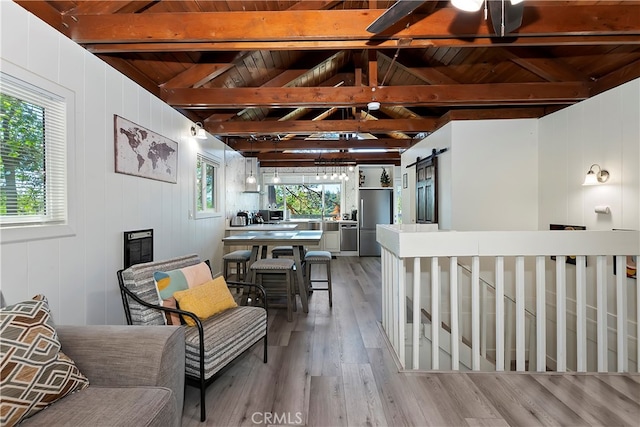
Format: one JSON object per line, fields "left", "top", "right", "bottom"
{"left": 321, "top": 221, "right": 340, "bottom": 254}
{"left": 323, "top": 231, "right": 340, "bottom": 253}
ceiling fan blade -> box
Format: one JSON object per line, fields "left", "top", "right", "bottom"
{"left": 488, "top": 0, "right": 525, "bottom": 36}
{"left": 366, "top": 0, "right": 426, "bottom": 34}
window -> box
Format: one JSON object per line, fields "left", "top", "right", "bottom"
{"left": 0, "top": 63, "right": 75, "bottom": 243}
{"left": 269, "top": 181, "right": 341, "bottom": 220}
{"left": 195, "top": 153, "right": 219, "bottom": 218}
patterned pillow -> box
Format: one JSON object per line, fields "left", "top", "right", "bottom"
{"left": 0, "top": 295, "right": 90, "bottom": 426}
{"left": 153, "top": 262, "right": 213, "bottom": 325}
{"left": 173, "top": 276, "right": 238, "bottom": 326}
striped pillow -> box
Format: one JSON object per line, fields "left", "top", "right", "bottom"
{"left": 0, "top": 295, "right": 89, "bottom": 426}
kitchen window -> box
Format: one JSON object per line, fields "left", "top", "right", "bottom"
{"left": 0, "top": 63, "right": 76, "bottom": 243}
{"left": 195, "top": 153, "right": 219, "bottom": 218}
{"left": 269, "top": 182, "right": 341, "bottom": 220}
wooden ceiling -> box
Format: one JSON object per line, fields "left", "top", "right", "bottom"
{"left": 16, "top": 0, "right": 640, "bottom": 167}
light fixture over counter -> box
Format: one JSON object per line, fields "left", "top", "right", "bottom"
{"left": 583, "top": 164, "right": 610, "bottom": 186}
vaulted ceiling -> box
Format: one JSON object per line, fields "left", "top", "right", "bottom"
{"left": 16, "top": 0, "right": 640, "bottom": 167}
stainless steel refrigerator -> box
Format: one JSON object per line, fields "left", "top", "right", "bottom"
{"left": 359, "top": 188, "right": 393, "bottom": 256}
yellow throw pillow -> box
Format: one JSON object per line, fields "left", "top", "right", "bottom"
{"left": 173, "top": 276, "right": 238, "bottom": 326}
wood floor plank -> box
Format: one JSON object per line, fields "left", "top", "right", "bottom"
{"left": 565, "top": 375, "right": 640, "bottom": 426}
{"left": 406, "top": 374, "right": 469, "bottom": 426}
{"left": 595, "top": 374, "right": 640, "bottom": 402}
{"left": 310, "top": 315, "right": 341, "bottom": 377}
{"left": 436, "top": 373, "right": 502, "bottom": 419}
{"left": 468, "top": 373, "right": 551, "bottom": 426}
{"left": 366, "top": 348, "right": 431, "bottom": 427}
{"left": 307, "top": 376, "right": 347, "bottom": 427}
{"left": 341, "top": 363, "right": 387, "bottom": 426}
{"left": 532, "top": 373, "right": 632, "bottom": 427}
{"left": 270, "top": 331, "right": 312, "bottom": 423}
{"left": 465, "top": 418, "right": 510, "bottom": 427}
{"left": 502, "top": 374, "right": 588, "bottom": 426}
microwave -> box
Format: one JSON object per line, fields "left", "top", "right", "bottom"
{"left": 258, "top": 209, "right": 283, "bottom": 222}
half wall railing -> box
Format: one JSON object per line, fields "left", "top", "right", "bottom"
{"left": 377, "top": 225, "right": 639, "bottom": 373}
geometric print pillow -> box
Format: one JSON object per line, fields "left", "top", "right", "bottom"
{"left": 0, "top": 295, "right": 90, "bottom": 426}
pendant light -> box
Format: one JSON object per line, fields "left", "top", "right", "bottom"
{"left": 246, "top": 137, "right": 256, "bottom": 184}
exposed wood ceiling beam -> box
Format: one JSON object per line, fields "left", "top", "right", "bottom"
{"left": 261, "top": 158, "right": 400, "bottom": 167}
{"left": 165, "top": 83, "right": 590, "bottom": 109}
{"left": 209, "top": 119, "right": 438, "bottom": 135}
{"left": 499, "top": 47, "right": 587, "bottom": 82}
{"left": 591, "top": 58, "right": 640, "bottom": 96}
{"left": 161, "top": 62, "right": 236, "bottom": 89}
{"left": 83, "top": 35, "right": 640, "bottom": 53}
{"left": 228, "top": 138, "right": 413, "bottom": 151}
{"left": 257, "top": 151, "right": 400, "bottom": 163}
{"left": 434, "top": 107, "right": 557, "bottom": 129}
{"left": 65, "top": 7, "right": 640, "bottom": 44}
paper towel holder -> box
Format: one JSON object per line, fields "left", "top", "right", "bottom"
{"left": 595, "top": 205, "right": 611, "bottom": 214}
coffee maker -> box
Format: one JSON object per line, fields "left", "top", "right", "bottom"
{"left": 351, "top": 209, "right": 357, "bottom": 221}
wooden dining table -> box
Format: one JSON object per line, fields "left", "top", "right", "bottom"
{"left": 222, "top": 229, "right": 323, "bottom": 313}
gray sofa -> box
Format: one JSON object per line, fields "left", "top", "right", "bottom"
{"left": 21, "top": 325, "right": 185, "bottom": 427}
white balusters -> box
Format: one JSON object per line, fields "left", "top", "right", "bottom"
{"left": 576, "top": 255, "right": 587, "bottom": 372}
{"left": 375, "top": 227, "right": 638, "bottom": 374}
{"left": 450, "top": 256, "right": 459, "bottom": 370}
{"left": 596, "top": 255, "right": 608, "bottom": 372}
{"left": 515, "top": 256, "right": 525, "bottom": 371}
{"left": 556, "top": 256, "right": 567, "bottom": 372}
{"left": 536, "top": 256, "right": 546, "bottom": 372}
{"left": 615, "top": 255, "right": 627, "bottom": 372}
{"left": 431, "top": 257, "right": 440, "bottom": 370}
{"left": 472, "top": 256, "right": 481, "bottom": 371}
{"left": 495, "top": 256, "right": 505, "bottom": 372}
{"left": 412, "top": 257, "right": 421, "bottom": 370}
{"left": 398, "top": 256, "right": 406, "bottom": 369}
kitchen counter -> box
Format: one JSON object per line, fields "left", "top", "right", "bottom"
{"left": 225, "top": 223, "right": 298, "bottom": 231}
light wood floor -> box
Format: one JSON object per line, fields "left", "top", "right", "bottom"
{"left": 182, "top": 256, "right": 640, "bottom": 426}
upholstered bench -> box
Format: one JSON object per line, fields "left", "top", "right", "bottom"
{"left": 117, "top": 254, "right": 267, "bottom": 422}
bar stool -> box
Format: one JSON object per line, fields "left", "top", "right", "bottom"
{"left": 222, "top": 250, "right": 251, "bottom": 281}
{"left": 271, "top": 246, "right": 294, "bottom": 258}
{"left": 304, "top": 250, "right": 332, "bottom": 307}
{"left": 250, "top": 258, "right": 296, "bottom": 321}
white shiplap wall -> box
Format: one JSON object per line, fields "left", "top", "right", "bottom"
{"left": 0, "top": 2, "right": 231, "bottom": 325}
{"left": 538, "top": 78, "right": 640, "bottom": 232}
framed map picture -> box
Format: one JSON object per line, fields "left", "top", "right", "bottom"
{"left": 114, "top": 115, "right": 178, "bottom": 183}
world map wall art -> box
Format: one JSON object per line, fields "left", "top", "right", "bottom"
{"left": 114, "top": 115, "right": 178, "bottom": 183}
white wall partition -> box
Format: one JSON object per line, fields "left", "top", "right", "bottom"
{"left": 0, "top": 2, "right": 232, "bottom": 325}
{"left": 401, "top": 119, "right": 539, "bottom": 232}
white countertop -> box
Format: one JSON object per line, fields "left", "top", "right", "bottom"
{"left": 225, "top": 223, "right": 298, "bottom": 231}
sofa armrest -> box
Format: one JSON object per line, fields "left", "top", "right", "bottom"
{"left": 56, "top": 325, "right": 185, "bottom": 416}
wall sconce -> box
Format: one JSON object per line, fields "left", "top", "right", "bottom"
{"left": 583, "top": 164, "right": 610, "bottom": 185}
{"left": 190, "top": 122, "right": 207, "bottom": 140}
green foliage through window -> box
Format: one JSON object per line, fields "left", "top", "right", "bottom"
{"left": 272, "top": 183, "right": 340, "bottom": 219}
{"left": 1, "top": 94, "right": 48, "bottom": 221}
